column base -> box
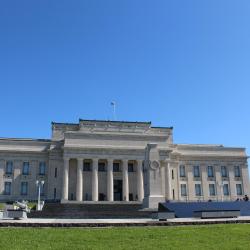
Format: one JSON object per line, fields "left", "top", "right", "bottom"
{"left": 142, "top": 196, "right": 165, "bottom": 209}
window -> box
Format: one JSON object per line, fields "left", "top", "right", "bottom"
{"left": 83, "top": 162, "right": 91, "bottom": 171}
{"left": 39, "top": 162, "right": 46, "bottom": 175}
{"left": 181, "top": 184, "right": 187, "bottom": 196}
{"left": 53, "top": 188, "right": 57, "bottom": 200}
{"left": 54, "top": 168, "right": 57, "bottom": 178}
{"left": 234, "top": 166, "right": 241, "bottom": 177}
{"left": 128, "top": 163, "right": 134, "bottom": 172}
{"left": 113, "top": 163, "right": 120, "bottom": 172}
{"left": 179, "top": 165, "right": 186, "bottom": 177}
{"left": 223, "top": 184, "right": 229, "bottom": 196}
{"left": 236, "top": 184, "right": 243, "bottom": 195}
{"left": 6, "top": 161, "right": 13, "bottom": 175}
{"left": 193, "top": 166, "right": 200, "bottom": 178}
{"left": 21, "top": 182, "right": 28, "bottom": 195}
{"left": 4, "top": 182, "right": 11, "bottom": 195}
{"left": 195, "top": 184, "right": 202, "bottom": 196}
{"left": 22, "top": 162, "right": 29, "bottom": 175}
{"left": 221, "top": 166, "right": 228, "bottom": 177}
{"left": 209, "top": 184, "right": 216, "bottom": 196}
{"left": 207, "top": 166, "right": 214, "bottom": 177}
{"left": 98, "top": 162, "right": 105, "bottom": 172}
{"left": 172, "top": 169, "right": 174, "bottom": 179}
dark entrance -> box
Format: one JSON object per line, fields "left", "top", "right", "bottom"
{"left": 114, "top": 180, "right": 123, "bottom": 201}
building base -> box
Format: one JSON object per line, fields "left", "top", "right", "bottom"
{"left": 143, "top": 196, "right": 165, "bottom": 209}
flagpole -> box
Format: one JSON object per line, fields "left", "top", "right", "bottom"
{"left": 111, "top": 101, "right": 116, "bottom": 121}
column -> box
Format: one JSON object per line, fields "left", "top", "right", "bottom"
{"left": 62, "top": 158, "right": 69, "bottom": 201}
{"left": 122, "top": 159, "right": 129, "bottom": 201}
{"left": 242, "top": 163, "right": 250, "bottom": 196}
{"left": 107, "top": 159, "right": 113, "bottom": 201}
{"left": 201, "top": 164, "right": 207, "bottom": 201}
{"left": 76, "top": 158, "right": 83, "bottom": 202}
{"left": 92, "top": 158, "right": 98, "bottom": 201}
{"left": 137, "top": 160, "right": 144, "bottom": 202}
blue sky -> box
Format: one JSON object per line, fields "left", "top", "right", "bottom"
{"left": 0, "top": 1, "right": 250, "bottom": 156}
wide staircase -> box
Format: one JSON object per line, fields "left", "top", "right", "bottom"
{"left": 28, "top": 203, "right": 152, "bottom": 219}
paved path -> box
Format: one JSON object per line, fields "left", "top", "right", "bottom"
{"left": 1, "top": 216, "right": 250, "bottom": 227}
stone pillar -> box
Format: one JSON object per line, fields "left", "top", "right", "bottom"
{"left": 241, "top": 163, "right": 250, "bottom": 196}
{"left": 107, "top": 159, "right": 114, "bottom": 201}
{"left": 228, "top": 164, "right": 236, "bottom": 200}
{"left": 76, "top": 158, "right": 83, "bottom": 202}
{"left": 201, "top": 164, "right": 207, "bottom": 201}
{"left": 137, "top": 160, "right": 144, "bottom": 202}
{"left": 122, "top": 159, "right": 129, "bottom": 201}
{"left": 62, "top": 158, "right": 69, "bottom": 201}
{"left": 92, "top": 158, "right": 98, "bottom": 201}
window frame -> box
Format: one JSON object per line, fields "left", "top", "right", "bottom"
{"left": 39, "top": 162, "right": 46, "bottom": 175}
{"left": 195, "top": 184, "right": 202, "bottom": 196}
{"left": 209, "top": 184, "right": 216, "bottom": 196}
{"left": 180, "top": 184, "right": 187, "bottom": 196}
{"left": 236, "top": 184, "right": 243, "bottom": 195}
{"left": 179, "top": 165, "right": 186, "bottom": 177}
{"left": 5, "top": 161, "right": 13, "bottom": 175}
{"left": 207, "top": 166, "right": 214, "bottom": 178}
{"left": 21, "top": 182, "right": 28, "bottom": 196}
{"left": 193, "top": 166, "right": 200, "bottom": 178}
{"left": 4, "top": 182, "right": 11, "bottom": 195}
{"left": 221, "top": 166, "right": 228, "bottom": 178}
{"left": 22, "top": 162, "right": 30, "bottom": 175}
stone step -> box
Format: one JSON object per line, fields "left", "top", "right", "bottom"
{"left": 28, "top": 203, "right": 152, "bottom": 219}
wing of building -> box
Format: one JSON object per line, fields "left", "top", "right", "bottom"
{"left": 0, "top": 119, "right": 249, "bottom": 206}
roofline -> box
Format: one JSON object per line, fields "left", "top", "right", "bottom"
{"left": 79, "top": 119, "right": 152, "bottom": 125}
{"left": 0, "top": 137, "right": 51, "bottom": 142}
{"left": 151, "top": 126, "right": 173, "bottom": 130}
{"left": 51, "top": 122, "right": 78, "bottom": 126}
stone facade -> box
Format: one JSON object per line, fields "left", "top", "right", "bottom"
{"left": 0, "top": 119, "right": 249, "bottom": 208}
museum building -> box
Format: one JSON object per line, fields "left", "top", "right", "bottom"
{"left": 0, "top": 119, "right": 249, "bottom": 206}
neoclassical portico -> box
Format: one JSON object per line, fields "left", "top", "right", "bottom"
{"left": 61, "top": 157, "right": 144, "bottom": 202}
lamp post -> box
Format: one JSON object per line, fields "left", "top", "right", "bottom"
{"left": 36, "top": 180, "right": 44, "bottom": 211}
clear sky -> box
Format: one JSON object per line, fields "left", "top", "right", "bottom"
{"left": 0, "top": 1, "right": 250, "bottom": 156}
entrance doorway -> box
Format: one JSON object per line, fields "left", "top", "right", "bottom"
{"left": 114, "top": 180, "right": 123, "bottom": 201}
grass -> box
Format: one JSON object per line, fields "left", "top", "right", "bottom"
{"left": 0, "top": 224, "right": 250, "bottom": 249}
{"left": 0, "top": 203, "right": 5, "bottom": 210}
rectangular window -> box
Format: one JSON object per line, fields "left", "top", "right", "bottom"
{"left": 207, "top": 166, "right": 214, "bottom": 177}
{"left": 54, "top": 168, "right": 57, "bottom": 178}
{"left": 172, "top": 169, "right": 174, "bottom": 180}
{"left": 83, "top": 162, "right": 91, "bottom": 171}
{"left": 179, "top": 165, "right": 186, "bottom": 177}
{"left": 21, "top": 182, "right": 28, "bottom": 195}
{"left": 221, "top": 166, "right": 228, "bottom": 177}
{"left": 195, "top": 184, "right": 202, "bottom": 196}
{"left": 234, "top": 166, "right": 241, "bottom": 177}
{"left": 128, "top": 163, "right": 134, "bottom": 172}
{"left": 113, "top": 163, "right": 120, "bottom": 172}
{"left": 4, "top": 182, "right": 11, "bottom": 195}
{"left": 223, "top": 184, "right": 229, "bottom": 196}
{"left": 53, "top": 188, "right": 57, "bottom": 200}
{"left": 236, "top": 184, "right": 243, "bottom": 195}
{"left": 6, "top": 161, "right": 13, "bottom": 175}
{"left": 39, "top": 162, "right": 46, "bottom": 175}
{"left": 98, "top": 162, "right": 105, "bottom": 172}
{"left": 193, "top": 166, "right": 200, "bottom": 178}
{"left": 181, "top": 184, "right": 187, "bottom": 196}
{"left": 22, "top": 162, "right": 29, "bottom": 175}
{"left": 209, "top": 184, "right": 216, "bottom": 196}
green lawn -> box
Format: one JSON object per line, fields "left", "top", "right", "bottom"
{"left": 0, "top": 224, "right": 250, "bottom": 249}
